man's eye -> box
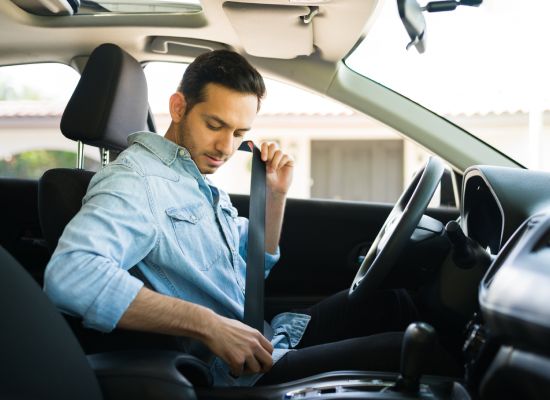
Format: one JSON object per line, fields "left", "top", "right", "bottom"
{"left": 207, "top": 123, "right": 222, "bottom": 131}
{"left": 234, "top": 132, "right": 245, "bottom": 138}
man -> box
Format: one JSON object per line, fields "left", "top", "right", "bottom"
{"left": 45, "top": 50, "right": 431, "bottom": 387}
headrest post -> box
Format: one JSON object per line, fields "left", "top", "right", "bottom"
{"left": 76, "top": 141, "right": 85, "bottom": 170}
{"left": 101, "top": 148, "right": 110, "bottom": 167}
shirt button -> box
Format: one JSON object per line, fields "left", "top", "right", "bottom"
{"left": 179, "top": 149, "right": 186, "bottom": 156}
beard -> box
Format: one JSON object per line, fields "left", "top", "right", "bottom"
{"left": 175, "top": 120, "right": 191, "bottom": 151}
{"left": 174, "top": 120, "right": 228, "bottom": 174}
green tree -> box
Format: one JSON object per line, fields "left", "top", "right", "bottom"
{"left": 0, "top": 150, "right": 99, "bottom": 179}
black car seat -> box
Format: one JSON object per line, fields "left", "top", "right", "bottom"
{"left": 0, "top": 245, "right": 103, "bottom": 400}
{"left": 0, "top": 245, "right": 201, "bottom": 399}
{"left": 38, "top": 43, "right": 178, "bottom": 353}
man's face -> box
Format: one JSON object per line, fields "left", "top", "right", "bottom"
{"left": 175, "top": 83, "right": 258, "bottom": 174}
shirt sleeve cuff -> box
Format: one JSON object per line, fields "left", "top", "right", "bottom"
{"left": 264, "top": 246, "right": 280, "bottom": 277}
{"left": 82, "top": 270, "right": 144, "bottom": 332}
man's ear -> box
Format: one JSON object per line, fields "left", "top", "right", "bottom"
{"left": 169, "top": 92, "right": 187, "bottom": 123}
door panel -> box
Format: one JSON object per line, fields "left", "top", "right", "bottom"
{"left": 0, "top": 178, "right": 50, "bottom": 286}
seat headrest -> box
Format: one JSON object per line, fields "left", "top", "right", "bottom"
{"left": 61, "top": 43, "right": 149, "bottom": 152}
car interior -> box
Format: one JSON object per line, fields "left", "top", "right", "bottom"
{"left": 1, "top": 0, "right": 550, "bottom": 399}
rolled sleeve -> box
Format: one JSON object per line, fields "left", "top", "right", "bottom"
{"left": 45, "top": 253, "right": 144, "bottom": 332}
{"left": 264, "top": 246, "right": 280, "bottom": 277}
{"left": 81, "top": 262, "right": 144, "bottom": 331}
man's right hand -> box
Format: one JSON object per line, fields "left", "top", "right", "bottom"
{"left": 118, "top": 288, "right": 273, "bottom": 377}
{"left": 204, "top": 314, "right": 274, "bottom": 377}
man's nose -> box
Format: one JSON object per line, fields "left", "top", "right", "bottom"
{"left": 215, "top": 132, "right": 234, "bottom": 156}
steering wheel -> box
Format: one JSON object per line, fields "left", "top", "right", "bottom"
{"left": 349, "top": 156, "right": 445, "bottom": 300}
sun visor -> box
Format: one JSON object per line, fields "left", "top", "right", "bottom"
{"left": 223, "top": 2, "right": 314, "bottom": 59}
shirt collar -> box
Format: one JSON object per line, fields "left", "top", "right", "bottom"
{"left": 128, "top": 131, "right": 190, "bottom": 165}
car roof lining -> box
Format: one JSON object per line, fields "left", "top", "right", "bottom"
{"left": 0, "top": 0, "right": 380, "bottom": 65}
{"left": 0, "top": 0, "right": 381, "bottom": 114}
{"left": 223, "top": 2, "right": 314, "bottom": 59}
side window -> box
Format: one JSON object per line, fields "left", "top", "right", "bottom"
{"left": 144, "top": 62, "right": 456, "bottom": 207}
{"left": 0, "top": 63, "right": 99, "bottom": 179}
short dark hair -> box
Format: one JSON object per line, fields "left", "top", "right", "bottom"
{"left": 178, "top": 50, "right": 266, "bottom": 114}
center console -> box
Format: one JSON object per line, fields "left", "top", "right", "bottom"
{"left": 195, "top": 322, "right": 470, "bottom": 400}
{"left": 89, "top": 320, "right": 470, "bottom": 400}
{"left": 231, "top": 371, "right": 469, "bottom": 400}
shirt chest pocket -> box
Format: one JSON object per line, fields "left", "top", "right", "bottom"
{"left": 166, "top": 204, "right": 222, "bottom": 271}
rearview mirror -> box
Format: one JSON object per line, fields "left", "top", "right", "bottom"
{"left": 397, "top": 0, "right": 483, "bottom": 53}
{"left": 397, "top": 0, "right": 426, "bottom": 53}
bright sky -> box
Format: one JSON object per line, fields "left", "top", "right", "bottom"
{"left": 0, "top": 63, "right": 79, "bottom": 101}
{"left": 348, "top": 0, "right": 550, "bottom": 116}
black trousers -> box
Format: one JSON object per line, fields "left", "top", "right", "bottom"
{"left": 255, "top": 289, "right": 460, "bottom": 386}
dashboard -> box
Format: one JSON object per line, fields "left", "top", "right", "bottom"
{"left": 461, "top": 166, "right": 550, "bottom": 255}
{"left": 459, "top": 166, "right": 550, "bottom": 398}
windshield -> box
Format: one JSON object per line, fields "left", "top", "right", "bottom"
{"left": 347, "top": 0, "right": 550, "bottom": 171}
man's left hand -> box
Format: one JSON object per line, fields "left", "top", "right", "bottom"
{"left": 260, "top": 142, "right": 294, "bottom": 196}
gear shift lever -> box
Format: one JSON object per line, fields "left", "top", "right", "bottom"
{"left": 394, "top": 322, "right": 436, "bottom": 393}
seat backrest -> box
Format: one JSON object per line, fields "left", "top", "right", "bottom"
{"left": 0, "top": 245, "right": 103, "bottom": 399}
{"left": 39, "top": 169, "right": 95, "bottom": 251}
{"left": 38, "top": 43, "right": 149, "bottom": 251}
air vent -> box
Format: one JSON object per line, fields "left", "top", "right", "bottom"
{"left": 482, "top": 219, "right": 530, "bottom": 289}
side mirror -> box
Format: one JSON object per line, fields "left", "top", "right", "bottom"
{"left": 397, "top": 0, "right": 427, "bottom": 53}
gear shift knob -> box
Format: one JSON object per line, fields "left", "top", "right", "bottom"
{"left": 396, "top": 322, "right": 436, "bottom": 393}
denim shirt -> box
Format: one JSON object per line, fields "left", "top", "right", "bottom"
{"left": 44, "top": 131, "right": 310, "bottom": 387}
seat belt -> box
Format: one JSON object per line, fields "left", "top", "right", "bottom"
{"left": 238, "top": 141, "right": 270, "bottom": 338}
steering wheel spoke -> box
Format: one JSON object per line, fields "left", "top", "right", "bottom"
{"left": 349, "top": 156, "right": 445, "bottom": 300}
